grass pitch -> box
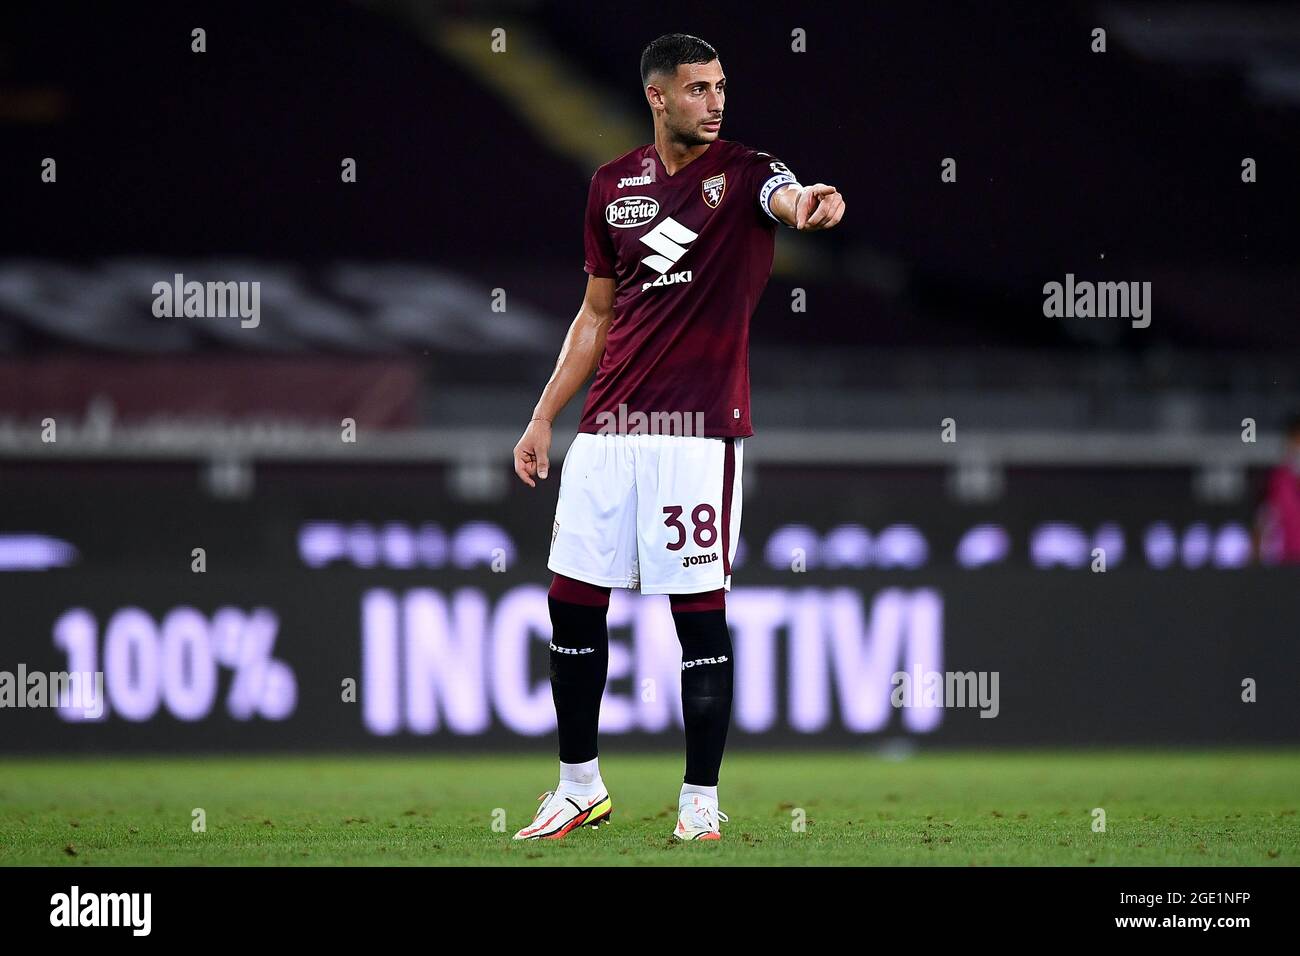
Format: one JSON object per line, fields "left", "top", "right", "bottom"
{"left": 1, "top": 750, "right": 1296, "bottom": 866}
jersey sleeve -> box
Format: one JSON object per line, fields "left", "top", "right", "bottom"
{"left": 583, "top": 172, "right": 616, "bottom": 277}
{"left": 746, "top": 150, "right": 801, "bottom": 227}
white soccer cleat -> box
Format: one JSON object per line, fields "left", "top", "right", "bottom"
{"left": 512, "top": 787, "right": 614, "bottom": 840}
{"left": 673, "top": 794, "right": 729, "bottom": 841}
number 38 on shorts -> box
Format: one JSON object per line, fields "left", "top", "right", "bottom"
{"left": 547, "top": 432, "right": 743, "bottom": 595}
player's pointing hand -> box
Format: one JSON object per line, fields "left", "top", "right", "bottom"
{"left": 795, "top": 184, "right": 845, "bottom": 231}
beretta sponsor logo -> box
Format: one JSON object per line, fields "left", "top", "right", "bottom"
{"left": 606, "top": 196, "right": 660, "bottom": 229}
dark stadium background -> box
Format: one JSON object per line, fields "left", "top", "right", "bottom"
{"left": 1, "top": 0, "right": 1298, "bottom": 756}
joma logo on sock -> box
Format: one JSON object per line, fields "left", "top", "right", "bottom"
{"left": 682, "top": 552, "right": 718, "bottom": 568}
{"left": 682, "top": 655, "right": 728, "bottom": 670}
{"left": 549, "top": 643, "right": 595, "bottom": 655}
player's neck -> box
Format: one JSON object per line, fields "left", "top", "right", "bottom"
{"left": 653, "top": 133, "right": 714, "bottom": 178}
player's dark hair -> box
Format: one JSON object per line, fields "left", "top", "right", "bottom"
{"left": 639, "top": 34, "right": 718, "bottom": 87}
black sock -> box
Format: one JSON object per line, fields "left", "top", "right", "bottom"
{"left": 674, "top": 608, "right": 734, "bottom": 787}
{"left": 548, "top": 596, "right": 610, "bottom": 764}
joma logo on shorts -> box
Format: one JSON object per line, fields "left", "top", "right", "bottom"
{"left": 549, "top": 643, "right": 595, "bottom": 655}
{"left": 682, "top": 655, "right": 728, "bottom": 670}
{"left": 681, "top": 552, "right": 718, "bottom": 568}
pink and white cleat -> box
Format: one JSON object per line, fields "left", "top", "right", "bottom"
{"left": 673, "top": 794, "right": 729, "bottom": 841}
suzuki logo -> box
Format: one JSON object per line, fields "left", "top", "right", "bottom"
{"left": 639, "top": 217, "right": 698, "bottom": 275}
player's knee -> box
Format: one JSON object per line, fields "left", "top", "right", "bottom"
{"left": 669, "top": 588, "right": 726, "bottom": 613}
{"left": 548, "top": 572, "right": 611, "bottom": 607}
{"left": 547, "top": 578, "right": 610, "bottom": 684}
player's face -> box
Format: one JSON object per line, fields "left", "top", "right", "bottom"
{"left": 662, "top": 60, "right": 726, "bottom": 146}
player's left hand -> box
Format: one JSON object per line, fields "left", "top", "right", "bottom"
{"left": 796, "top": 184, "right": 845, "bottom": 231}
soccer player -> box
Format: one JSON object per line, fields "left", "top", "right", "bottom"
{"left": 510, "top": 33, "right": 844, "bottom": 841}
{"left": 1254, "top": 412, "right": 1300, "bottom": 564}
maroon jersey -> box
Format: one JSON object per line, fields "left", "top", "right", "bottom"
{"left": 578, "top": 139, "right": 799, "bottom": 438}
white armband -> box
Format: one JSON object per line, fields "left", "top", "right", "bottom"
{"left": 759, "top": 174, "right": 801, "bottom": 224}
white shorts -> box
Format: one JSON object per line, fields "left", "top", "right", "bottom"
{"left": 547, "top": 432, "right": 744, "bottom": 595}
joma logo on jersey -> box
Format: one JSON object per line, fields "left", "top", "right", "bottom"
{"left": 639, "top": 217, "right": 698, "bottom": 291}
{"left": 681, "top": 552, "right": 718, "bottom": 568}
{"left": 606, "top": 196, "right": 659, "bottom": 228}
{"left": 618, "top": 174, "right": 652, "bottom": 188}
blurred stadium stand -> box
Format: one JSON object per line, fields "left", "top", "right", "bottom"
{"left": 0, "top": 1, "right": 1297, "bottom": 460}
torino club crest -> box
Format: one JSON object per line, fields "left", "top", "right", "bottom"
{"left": 701, "top": 173, "right": 725, "bottom": 208}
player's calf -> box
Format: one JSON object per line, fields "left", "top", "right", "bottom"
{"left": 548, "top": 574, "right": 611, "bottom": 764}
{"left": 671, "top": 590, "right": 733, "bottom": 800}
